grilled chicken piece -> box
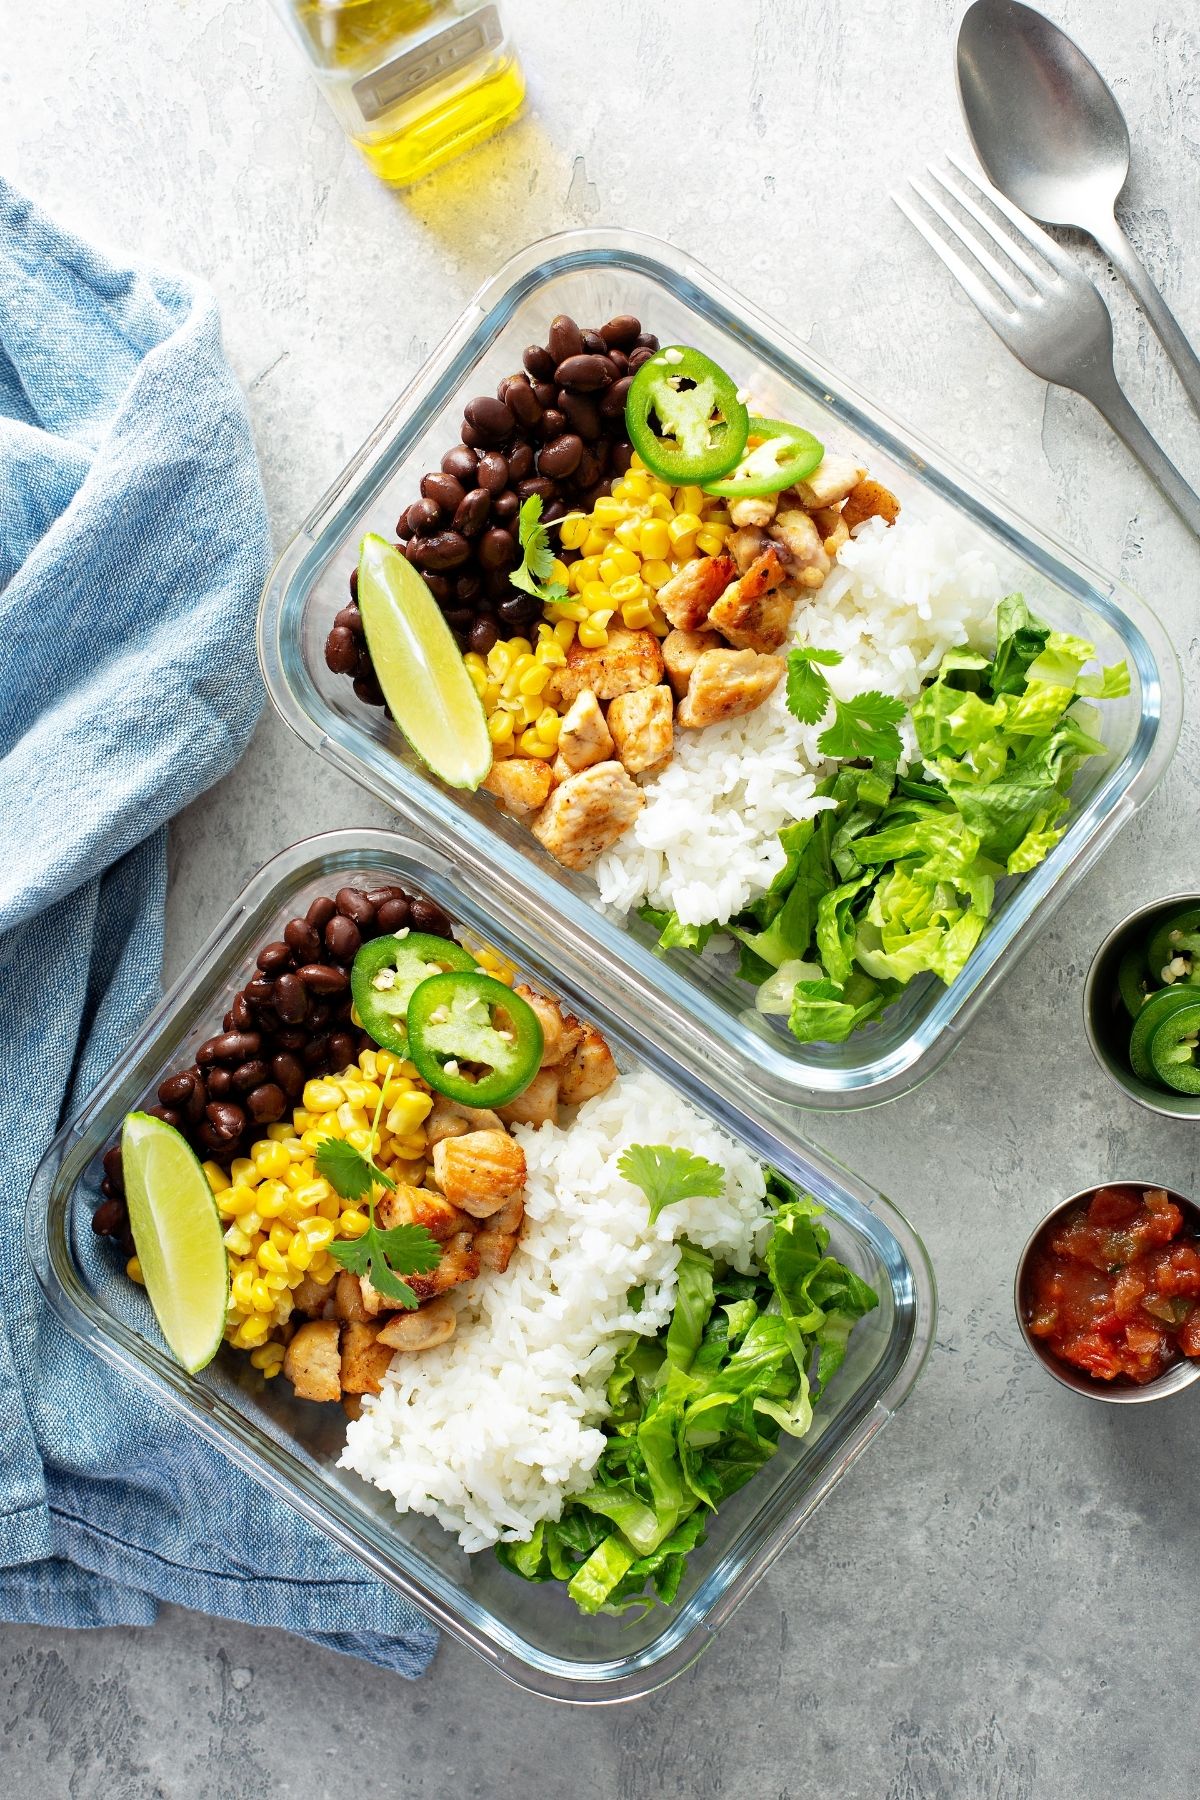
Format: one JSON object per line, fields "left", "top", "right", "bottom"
{"left": 676, "top": 647, "right": 785, "bottom": 729}
{"left": 548, "top": 626, "right": 665, "bottom": 707}
{"left": 283, "top": 1319, "right": 342, "bottom": 1402}
{"left": 475, "top": 1231, "right": 519, "bottom": 1273}
{"left": 607, "top": 685, "right": 674, "bottom": 774}
{"left": 841, "top": 477, "right": 901, "bottom": 533}
{"left": 377, "top": 1184, "right": 471, "bottom": 1242}
{"left": 707, "top": 544, "right": 795, "bottom": 653}
{"left": 497, "top": 1067, "right": 560, "bottom": 1129}
{"left": 531, "top": 760, "right": 643, "bottom": 870}
{"left": 728, "top": 493, "right": 779, "bottom": 529}
{"left": 770, "top": 508, "right": 831, "bottom": 589}
{"left": 558, "top": 1023, "right": 619, "bottom": 1104}
{"left": 662, "top": 627, "right": 722, "bottom": 699}
{"left": 656, "top": 554, "right": 735, "bottom": 631}
{"left": 792, "top": 453, "right": 867, "bottom": 510}
{"left": 425, "top": 1094, "right": 504, "bottom": 1147}
{"left": 728, "top": 525, "right": 770, "bottom": 574}
{"left": 487, "top": 1193, "right": 525, "bottom": 1235}
{"left": 377, "top": 1296, "right": 457, "bottom": 1352}
{"left": 513, "top": 983, "right": 583, "bottom": 1068}
{"left": 432, "top": 1129, "right": 527, "bottom": 1217}
{"left": 292, "top": 1272, "right": 335, "bottom": 1318}
{"left": 340, "top": 1320, "right": 395, "bottom": 1396}
{"left": 333, "top": 1271, "right": 370, "bottom": 1324}
{"left": 482, "top": 758, "right": 554, "bottom": 819}
{"left": 408, "top": 1229, "right": 481, "bottom": 1300}
{"left": 556, "top": 688, "right": 614, "bottom": 772}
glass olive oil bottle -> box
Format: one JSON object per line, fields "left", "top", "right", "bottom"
{"left": 271, "top": 1, "right": 524, "bottom": 187}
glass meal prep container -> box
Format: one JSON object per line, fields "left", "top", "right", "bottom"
{"left": 26, "top": 829, "right": 934, "bottom": 1705}
{"left": 258, "top": 230, "right": 1180, "bottom": 1111}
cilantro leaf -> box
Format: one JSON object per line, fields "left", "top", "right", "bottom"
{"left": 510, "top": 494, "right": 568, "bottom": 604}
{"left": 785, "top": 645, "right": 843, "bottom": 725}
{"left": 329, "top": 1221, "right": 441, "bottom": 1310}
{"left": 617, "top": 1144, "right": 725, "bottom": 1223}
{"left": 817, "top": 690, "right": 905, "bottom": 762}
{"left": 315, "top": 1136, "right": 397, "bottom": 1202}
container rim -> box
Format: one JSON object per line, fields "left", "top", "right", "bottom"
{"left": 257, "top": 227, "right": 1180, "bottom": 1112}
{"left": 26, "top": 828, "right": 936, "bottom": 1705}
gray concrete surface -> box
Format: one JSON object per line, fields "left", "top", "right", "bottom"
{"left": 4, "top": 0, "right": 1200, "bottom": 1794}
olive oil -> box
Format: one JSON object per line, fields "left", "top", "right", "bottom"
{"left": 272, "top": 1, "right": 525, "bottom": 188}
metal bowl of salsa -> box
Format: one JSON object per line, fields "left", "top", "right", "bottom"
{"left": 1015, "top": 1181, "right": 1200, "bottom": 1403}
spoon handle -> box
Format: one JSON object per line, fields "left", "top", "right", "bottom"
{"left": 1079, "top": 366, "right": 1200, "bottom": 539}
{"left": 1092, "top": 212, "right": 1200, "bottom": 419}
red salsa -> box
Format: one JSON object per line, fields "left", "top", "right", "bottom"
{"left": 1023, "top": 1185, "right": 1200, "bottom": 1385}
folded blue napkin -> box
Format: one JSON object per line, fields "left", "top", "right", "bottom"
{"left": 0, "top": 180, "right": 436, "bottom": 1676}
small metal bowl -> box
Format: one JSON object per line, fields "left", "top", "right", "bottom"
{"left": 1084, "top": 894, "right": 1200, "bottom": 1121}
{"left": 1015, "top": 1180, "right": 1200, "bottom": 1403}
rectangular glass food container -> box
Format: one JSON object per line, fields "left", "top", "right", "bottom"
{"left": 258, "top": 230, "right": 1180, "bottom": 1110}
{"left": 26, "top": 829, "right": 934, "bottom": 1705}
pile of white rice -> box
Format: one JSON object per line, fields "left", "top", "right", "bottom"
{"left": 593, "top": 512, "right": 1008, "bottom": 927}
{"left": 339, "top": 1070, "right": 771, "bottom": 1551}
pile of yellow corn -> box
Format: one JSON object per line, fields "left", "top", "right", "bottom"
{"left": 463, "top": 620, "right": 573, "bottom": 761}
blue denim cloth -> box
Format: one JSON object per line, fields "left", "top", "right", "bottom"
{"left": 0, "top": 181, "right": 436, "bottom": 1677}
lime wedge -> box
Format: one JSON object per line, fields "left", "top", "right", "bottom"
{"left": 357, "top": 533, "right": 492, "bottom": 790}
{"left": 120, "top": 1112, "right": 229, "bottom": 1374}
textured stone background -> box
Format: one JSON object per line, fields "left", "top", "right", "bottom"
{"left": 4, "top": 1, "right": 1200, "bottom": 1794}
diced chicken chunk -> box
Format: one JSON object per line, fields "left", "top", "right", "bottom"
{"left": 340, "top": 1320, "right": 395, "bottom": 1396}
{"left": 548, "top": 626, "right": 664, "bottom": 707}
{"left": 607, "top": 685, "right": 674, "bottom": 774}
{"left": 497, "top": 1066, "right": 560, "bottom": 1129}
{"left": 482, "top": 758, "right": 554, "bottom": 819}
{"left": 488, "top": 1193, "right": 525, "bottom": 1235}
{"left": 728, "top": 493, "right": 779, "bottom": 528}
{"left": 377, "top": 1184, "right": 471, "bottom": 1243}
{"left": 407, "top": 1229, "right": 480, "bottom": 1300}
{"left": 707, "top": 544, "right": 796, "bottom": 653}
{"left": 531, "top": 760, "right": 643, "bottom": 870}
{"left": 841, "top": 477, "right": 901, "bottom": 533}
{"left": 291, "top": 1272, "right": 335, "bottom": 1318}
{"left": 377, "top": 1296, "right": 457, "bottom": 1352}
{"left": 791, "top": 453, "right": 867, "bottom": 510}
{"left": 556, "top": 688, "right": 614, "bottom": 772}
{"left": 425, "top": 1094, "right": 503, "bottom": 1146}
{"left": 283, "top": 1319, "right": 342, "bottom": 1402}
{"left": 475, "top": 1231, "right": 519, "bottom": 1273}
{"left": 432, "top": 1129, "right": 527, "bottom": 1217}
{"left": 676, "top": 648, "right": 785, "bottom": 729}
{"left": 513, "top": 983, "right": 583, "bottom": 1068}
{"left": 728, "top": 525, "right": 770, "bottom": 574}
{"left": 333, "top": 1271, "right": 370, "bottom": 1324}
{"left": 558, "top": 1023, "right": 619, "bottom": 1104}
{"left": 770, "top": 508, "right": 831, "bottom": 589}
{"left": 656, "top": 554, "right": 735, "bottom": 631}
{"left": 662, "top": 628, "right": 722, "bottom": 699}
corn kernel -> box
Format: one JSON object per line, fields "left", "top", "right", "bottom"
{"left": 517, "top": 663, "right": 549, "bottom": 697}
{"left": 126, "top": 1255, "right": 144, "bottom": 1285}
{"left": 641, "top": 558, "right": 672, "bottom": 589}
{"left": 285, "top": 1234, "right": 313, "bottom": 1271}
{"left": 304, "top": 1216, "right": 340, "bottom": 1249}
{"left": 577, "top": 615, "right": 611, "bottom": 648}
{"left": 582, "top": 527, "right": 610, "bottom": 558}
{"left": 636, "top": 519, "right": 670, "bottom": 560}
{"left": 487, "top": 709, "right": 516, "bottom": 745}
{"left": 302, "top": 1080, "right": 340, "bottom": 1114}
{"left": 250, "top": 1342, "right": 285, "bottom": 1372}
{"left": 202, "top": 1161, "right": 230, "bottom": 1194}
{"left": 592, "top": 497, "right": 626, "bottom": 525}
{"left": 316, "top": 1191, "right": 341, "bottom": 1221}
{"left": 647, "top": 492, "right": 674, "bottom": 519}
{"left": 223, "top": 1222, "right": 254, "bottom": 1257}
{"left": 608, "top": 574, "right": 644, "bottom": 605}
{"left": 518, "top": 728, "right": 556, "bottom": 758}
{"left": 535, "top": 707, "right": 560, "bottom": 741}
{"left": 268, "top": 1220, "right": 293, "bottom": 1255}
{"left": 558, "top": 512, "right": 588, "bottom": 549}
{"left": 548, "top": 557, "right": 570, "bottom": 587}
{"left": 668, "top": 511, "right": 702, "bottom": 544}
{"left": 621, "top": 599, "right": 655, "bottom": 629}
{"left": 253, "top": 1140, "right": 291, "bottom": 1180}
{"left": 676, "top": 485, "right": 705, "bottom": 515}
{"left": 250, "top": 1278, "right": 275, "bottom": 1315}
{"left": 613, "top": 518, "right": 642, "bottom": 553}
{"left": 235, "top": 1315, "right": 270, "bottom": 1348}
{"left": 385, "top": 1090, "right": 434, "bottom": 1136}
{"left": 695, "top": 529, "right": 726, "bottom": 556}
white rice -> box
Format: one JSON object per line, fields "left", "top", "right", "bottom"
{"left": 339, "top": 1070, "right": 771, "bottom": 1551}
{"left": 592, "top": 512, "right": 1006, "bottom": 926}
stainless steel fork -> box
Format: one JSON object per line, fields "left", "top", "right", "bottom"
{"left": 895, "top": 152, "right": 1200, "bottom": 538}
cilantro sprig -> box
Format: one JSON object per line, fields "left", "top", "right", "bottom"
{"left": 316, "top": 1088, "right": 440, "bottom": 1309}
{"left": 617, "top": 1144, "right": 725, "bottom": 1224}
{"left": 509, "top": 494, "right": 569, "bottom": 605}
{"left": 785, "top": 645, "right": 905, "bottom": 763}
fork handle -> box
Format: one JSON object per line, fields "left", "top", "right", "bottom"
{"left": 1080, "top": 368, "right": 1200, "bottom": 540}
{"left": 1091, "top": 212, "right": 1200, "bottom": 420}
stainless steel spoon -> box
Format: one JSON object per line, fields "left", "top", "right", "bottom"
{"left": 957, "top": 0, "right": 1200, "bottom": 417}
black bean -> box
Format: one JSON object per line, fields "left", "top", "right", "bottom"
{"left": 560, "top": 390, "right": 601, "bottom": 438}
{"left": 284, "top": 917, "right": 321, "bottom": 962}
{"left": 197, "top": 1030, "right": 262, "bottom": 1065}
{"left": 532, "top": 379, "right": 557, "bottom": 409}
{"left": 498, "top": 594, "right": 534, "bottom": 626}
{"left": 611, "top": 440, "right": 634, "bottom": 476}
{"left": 244, "top": 977, "right": 275, "bottom": 1006}
{"left": 396, "top": 514, "right": 414, "bottom": 541}
{"left": 355, "top": 647, "right": 374, "bottom": 681}
{"left": 538, "top": 434, "right": 583, "bottom": 479}
{"left": 324, "top": 625, "right": 358, "bottom": 675}
{"left": 548, "top": 315, "right": 583, "bottom": 363}
{"left": 307, "top": 895, "right": 337, "bottom": 932}
{"left": 147, "top": 1105, "right": 180, "bottom": 1127}
{"left": 247, "top": 1083, "right": 287, "bottom": 1125}
{"left": 464, "top": 395, "right": 514, "bottom": 443}
{"left": 523, "top": 343, "right": 556, "bottom": 380}
{"left": 412, "top": 530, "right": 471, "bottom": 571}
{"left": 92, "top": 1197, "right": 126, "bottom": 1237}
{"left": 325, "top": 914, "right": 361, "bottom": 962}
{"left": 376, "top": 895, "right": 411, "bottom": 933}
{"left": 479, "top": 527, "right": 519, "bottom": 572}
{"left": 273, "top": 971, "right": 309, "bottom": 1024}
{"left": 335, "top": 886, "right": 376, "bottom": 929}
{"left": 627, "top": 346, "right": 654, "bottom": 374}
{"left": 455, "top": 571, "right": 482, "bottom": 604}
{"left": 407, "top": 496, "right": 442, "bottom": 536}
{"left": 256, "top": 942, "right": 292, "bottom": 974}
{"left": 231, "top": 1059, "right": 269, "bottom": 1093}
{"left": 296, "top": 963, "right": 350, "bottom": 995}
{"left": 600, "top": 374, "right": 633, "bottom": 419}
{"left": 444, "top": 606, "right": 472, "bottom": 629}
{"left": 326, "top": 1032, "right": 358, "bottom": 1071}
{"left": 601, "top": 314, "right": 641, "bottom": 350}
{"left": 349, "top": 566, "right": 359, "bottom": 600}
{"left": 303, "top": 1034, "right": 331, "bottom": 1069}
{"left": 334, "top": 602, "right": 363, "bottom": 634}
{"left": 468, "top": 616, "right": 499, "bottom": 654}
{"left": 543, "top": 499, "right": 568, "bottom": 524}
{"left": 461, "top": 421, "right": 483, "bottom": 450}
{"left": 581, "top": 328, "right": 607, "bottom": 355}
{"left": 518, "top": 476, "right": 557, "bottom": 503}
{"left": 506, "top": 442, "right": 534, "bottom": 482}
{"left": 103, "top": 1147, "right": 126, "bottom": 1189}
{"left": 505, "top": 376, "right": 543, "bottom": 428}
{"left": 410, "top": 896, "right": 453, "bottom": 935}
{"left": 635, "top": 332, "right": 660, "bottom": 350}
{"left": 492, "top": 490, "right": 520, "bottom": 526}
{"left": 421, "top": 471, "right": 465, "bottom": 513}
{"left": 185, "top": 1073, "right": 207, "bottom": 1123}
{"left": 442, "top": 445, "right": 479, "bottom": 484}
{"left": 158, "top": 1070, "right": 194, "bottom": 1107}
{"left": 423, "top": 573, "right": 452, "bottom": 604}
{"left": 476, "top": 451, "right": 509, "bottom": 494}
{"left": 271, "top": 1052, "right": 306, "bottom": 1098}
{"left": 454, "top": 487, "right": 491, "bottom": 537}
{"left": 273, "top": 1028, "right": 307, "bottom": 1052}
{"left": 354, "top": 670, "right": 385, "bottom": 706}
{"left": 607, "top": 348, "right": 629, "bottom": 376}
{"left": 553, "top": 353, "right": 612, "bottom": 391}
{"left": 206, "top": 1101, "right": 246, "bottom": 1141}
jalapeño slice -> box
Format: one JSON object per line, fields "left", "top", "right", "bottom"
{"left": 406, "top": 972, "right": 543, "bottom": 1107}
{"left": 625, "top": 346, "right": 749, "bottom": 484}
{"left": 1149, "top": 1002, "right": 1200, "bottom": 1095}
{"left": 1146, "top": 906, "right": 1200, "bottom": 987}
{"left": 1117, "top": 941, "right": 1152, "bottom": 1021}
{"left": 351, "top": 931, "right": 477, "bottom": 1054}
{"left": 1128, "top": 985, "right": 1200, "bottom": 1081}
{"left": 701, "top": 417, "right": 825, "bottom": 498}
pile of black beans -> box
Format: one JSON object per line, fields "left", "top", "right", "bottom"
{"left": 324, "top": 312, "right": 659, "bottom": 688}
{"left": 92, "top": 881, "right": 454, "bottom": 1254}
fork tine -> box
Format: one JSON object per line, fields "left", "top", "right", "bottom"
{"left": 924, "top": 164, "right": 1045, "bottom": 290}
{"left": 892, "top": 185, "right": 1012, "bottom": 330}
{"left": 944, "top": 149, "right": 1079, "bottom": 284}
{"left": 907, "top": 173, "right": 1028, "bottom": 308}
